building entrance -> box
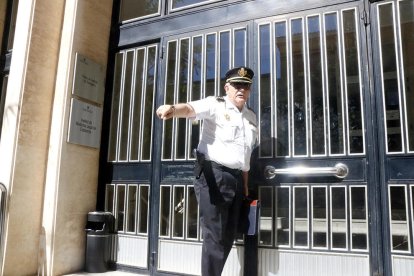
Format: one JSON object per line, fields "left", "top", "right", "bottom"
{"left": 100, "top": 1, "right": 414, "bottom": 275}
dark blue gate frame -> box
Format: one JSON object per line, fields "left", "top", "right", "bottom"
{"left": 96, "top": 1, "right": 395, "bottom": 275}
{"left": 364, "top": 1, "right": 386, "bottom": 276}
{"left": 368, "top": 1, "right": 414, "bottom": 276}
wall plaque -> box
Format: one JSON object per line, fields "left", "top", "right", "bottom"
{"left": 67, "top": 98, "right": 103, "bottom": 148}
{"left": 72, "top": 53, "right": 105, "bottom": 104}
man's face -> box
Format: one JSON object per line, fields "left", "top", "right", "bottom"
{"left": 224, "top": 82, "right": 252, "bottom": 110}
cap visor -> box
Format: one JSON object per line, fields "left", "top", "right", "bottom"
{"left": 227, "top": 77, "right": 252, "bottom": 83}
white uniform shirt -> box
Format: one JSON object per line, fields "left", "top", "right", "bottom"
{"left": 189, "top": 96, "right": 258, "bottom": 172}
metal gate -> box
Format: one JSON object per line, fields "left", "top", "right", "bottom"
{"left": 100, "top": 0, "right": 414, "bottom": 275}
{"left": 252, "top": 2, "right": 372, "bottom": 275}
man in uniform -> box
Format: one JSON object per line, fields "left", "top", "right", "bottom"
{"left": 156, "top": 66, "right": 258, "bottom": 276}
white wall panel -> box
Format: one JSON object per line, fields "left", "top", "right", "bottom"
{"left": 259, "top": 249, "right": 369, "bottom": 276}
{"left": 158, "top": 240, "right": 243, "bottom": 275}
{"left": 158, "top": 240, "right": 201, "bottom": 275}
{"left": 222, "top": 246, "right": 244, "bottom": 276}
{"left": 392, "top": 255, "right": 414, "bottom": 276}
{"left": 116, "top": 235, "right": 148, "bottom": 268}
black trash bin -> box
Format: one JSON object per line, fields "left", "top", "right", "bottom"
{"left": 85, "top": 211, "right": 115, "bottom": 273}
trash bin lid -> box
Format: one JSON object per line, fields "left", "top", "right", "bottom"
{"left": 87, "top": 211, "right": 114, "bottom": 222}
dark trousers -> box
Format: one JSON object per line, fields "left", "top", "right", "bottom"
{"left": 194, "top": 160, "right": 243, "bottom": 276}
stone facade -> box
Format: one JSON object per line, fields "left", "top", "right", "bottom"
{"left": 0, "top": 0, "right": 113, "bottom": 275}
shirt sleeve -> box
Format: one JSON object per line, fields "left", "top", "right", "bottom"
{"left": 188, "top": 96, "right": 217, "bottom": 120}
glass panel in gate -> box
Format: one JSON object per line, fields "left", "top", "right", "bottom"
{"left": 378, "top": 2, "right": 404, "bottom": 153}
{"left": 159, "top": 185, "right": 200, "bottom": 240}
{"left": 258, "top": 185, "right": 368, "bottom": 252}
{"left": 291, "top": 18, "right": 308, "bottom": 157}
{"left": 343, "top": 9, "right": 365, "bottom": 155}
{"left": 400, "top": 0, "right": 414, "bottom": 153}
{"left": 308, "top": 15, "right": 326, "bottom": 156}
{"left": 389, "top": 185, "right": 410, "bottom": 252}
{"left": 312, "top": 186, "right": 328, "bottom": 249}
{"left": 108, "top": 44, "right": 158, "bottom": 162}
{"left": 104, "top": 184, "right": 151, "bottom": 236}
{"left": 293, "top": 187, "right": 309, "bottom": 247}
{"left": 325, "top": 12, "right": 345, "bottom": 155}
{"left": 350, "top": 186, "right": 368, "bottom": 250}
{"left": 377, "top": 0, "right": 414, "bottom": 154}
{"left": 258, "top": 10, "right": 365, "bottom": 158}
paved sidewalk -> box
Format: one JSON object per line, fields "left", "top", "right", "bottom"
{"left": 65, "top": 271, "right": 147, "bottom": 276}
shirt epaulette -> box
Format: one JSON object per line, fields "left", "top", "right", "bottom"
{"left": 244, "top": 105, "right": 258, "bottom": 126}
{"left": 246, "top": 105, "right": 255, "bottom": 113}
{"left": 216, "top": 96, "right": 225, "bottom": 102}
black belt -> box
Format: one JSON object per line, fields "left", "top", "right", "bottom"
{"left": 209, "top": 160, "right": 242, "bottom": 177}
{"left": 193, "top": 149, "right": 241, "bottom": 178}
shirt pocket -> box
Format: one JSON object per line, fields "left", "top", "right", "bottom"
{"left": 218, "top": 120, "right": 240, "bottom": 142}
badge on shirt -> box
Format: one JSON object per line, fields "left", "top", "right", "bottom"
{"left": 224, "top": 113, "right": 230, "bottom": 121}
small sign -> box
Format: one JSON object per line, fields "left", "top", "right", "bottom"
{"left": 68, "top": 98, "right": 103, "bottom": 148}
{"left": 72, "top": 53, "right": 105, "bottom": 104}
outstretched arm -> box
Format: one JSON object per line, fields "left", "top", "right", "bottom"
{"left": 156, "top": 103, "right": 195, "bottom": 120}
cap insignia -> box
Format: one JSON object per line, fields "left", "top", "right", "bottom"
{"left": 238, "top": 68, "right": 247, "bottom": 77}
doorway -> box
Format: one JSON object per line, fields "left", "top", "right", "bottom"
{"left": 100, "top": 1, "right": 414, "bottom": 275}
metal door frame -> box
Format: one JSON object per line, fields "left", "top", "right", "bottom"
{"left": 97, "top": 1, "right": 398, "bottom": 275}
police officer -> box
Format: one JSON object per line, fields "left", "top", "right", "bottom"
{"left": 156, "top": 66, "right": 257, "bottom": 276}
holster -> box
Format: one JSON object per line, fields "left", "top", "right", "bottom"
{"left": 193, "top": 149, "right": 204, "bottom": 179}
{"left": 193, "top": 149, "right": 225, "bottom": 205}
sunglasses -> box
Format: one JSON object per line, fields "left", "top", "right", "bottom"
{"left": 229, "top": 82, "right": 251, "bottom": 90}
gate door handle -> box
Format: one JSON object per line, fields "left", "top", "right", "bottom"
{"left": 264, "top": 163, "right": 349, "bottom": 179}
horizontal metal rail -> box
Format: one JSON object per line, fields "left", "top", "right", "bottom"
{"left": 264, "top": 163, "right": 349, "bottom": 179}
